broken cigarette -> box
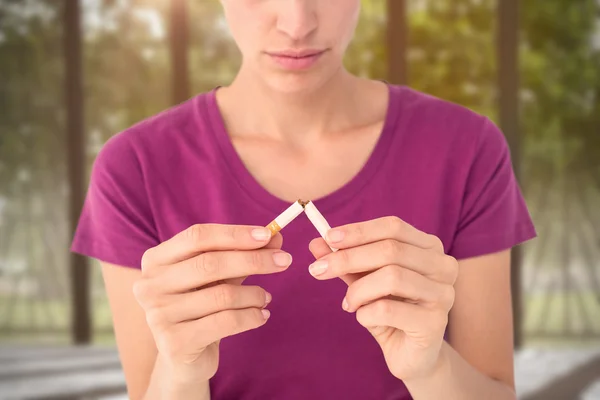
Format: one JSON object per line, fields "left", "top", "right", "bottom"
{"left": 303, "top": 201, "right": 338, "bottom": 252}
{"left": 264, "top": 200, "right": 338, "bottom": 252}
{"left": 265, "top": 199, "right": 306, "bottom": 237}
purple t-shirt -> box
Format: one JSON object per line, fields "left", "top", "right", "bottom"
{"left": 71, "top": 84, "right": 536, "bottom": 399}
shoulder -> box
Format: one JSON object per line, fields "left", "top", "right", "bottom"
{"left": 390, "top": 84, "right": 508, "bottom": 165}
{"left": 392, "top": 85, "right": 483, "bottom": 124}
{"left": 94, "top": 90, "right": 215, "bottom": 173}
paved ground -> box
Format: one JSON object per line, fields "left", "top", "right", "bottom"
{"left": 1, "top": 345, "right": 599, "bottom": 399}
{"left": 515, "top": 347, "right": 600, "bottom": 399}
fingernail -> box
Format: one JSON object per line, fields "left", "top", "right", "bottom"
{"left": 327, "top": 229, "right": 344, "bottom": 243}
{"left": 251, "top": 228, "right": 271, "bottom": 241}
{"left": 272, "top": 252, "right": 292, "bottom": 267}
{"left": 309, "top": 260, "right": 328, "bottom": 276}
{"left": 265, "top": 291, "right": 272, "bottom": 305}
{"left": 261, "top": 309, "right": 271, "bottom": 320}
{"left": 342, "top": 297, "right": 349, "bottom": 311}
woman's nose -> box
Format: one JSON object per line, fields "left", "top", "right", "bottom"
{"left": 276, "top": 0, "right": 318, "bottom": 41}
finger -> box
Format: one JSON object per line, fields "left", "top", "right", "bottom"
{"left": 356, "top": 299, "right": 448, "bottom": 335}
{"left": 309, "top": 237, "right": 333, "bottom": 259}
{"left": 265, "top": 232, "right": 284, "bottom": 250}
{"left": 324, "top": 216, "right": 443, "bottom": 252}
{"left": 309, "top": 240, "right": 451, "bottom": 283}
{"left": 160, "top": 248, "right": 293, "bottom": 293}
{"left": 230, "top": 232, "right": 284, "bottom": 286}
{"left": 343, "top": 266, "right": 454, "bottom": 313}
{"left": 157, "top": 284, "right": 270, "bottom": 324}
{"left": 142, "top": 224, "right": 277, "bottom": 269}
{"left": 184, "top": 307, "right": 270, "bottom": 349}
{"left": 309, "top": 237, "right": 359, "bottom": 286}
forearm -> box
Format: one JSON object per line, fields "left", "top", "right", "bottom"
{"left": 403, "top": 342, "right": 516, "bottom": 400}
{"left": 143, "top": 355, "right": 211, "bottom": 400}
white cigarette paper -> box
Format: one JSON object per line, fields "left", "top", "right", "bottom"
{"left": 266, "top": 200, "right": 305, "bottom": 236}
{"left": 303, "top": 201, "right": 338, "bottom": 252}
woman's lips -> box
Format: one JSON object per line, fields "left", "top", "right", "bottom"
{"left": 267, "top": 50, "right": 325, "bottom": 71}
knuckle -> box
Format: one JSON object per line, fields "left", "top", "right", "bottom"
{"left": 247, "top": 251, "right": 264, "bottom": 272}
{"left": 382, "top": 264, "right": 399, "bottom": 278}
{"left": 337, "top": 248, "right": 351, "bottom": 266}
{"left": 373, "top": 299, "right": 393, "bottom": 318}
{"left": 429, "top": 234, "right": 444, "bottom": 251}
{"left": 355, "top": 307, "right": 369, "bottom": 326}
{"left": 381, "top": 239, "right": 400, "bottom": 259}
{"left": 387, "top": 216, "right": 404, "bottom": 234}
{"left": 390, "top": 267, "right": 408, "bottom": 288}
{"left": 194, "top": 253, "right": 219, "bottom": 278}
{"left": 214, "top": 285, "right": 236, "bottom": 309}
{"left": 438, "top": 285, "right": 456, "bottom": 310}
{"left": 445, "top": 256, "right": 459, "bottom": 283}
{"left": 384, "top": 265, "right": 404, "bottom": 286}
{"left": 353, "top": 222, "right": 365, "bottom": 238}
{"left": 223, "top": 225, "right": 238, "bottom": 242}
{"left": 218, "top": 310, "right": 241, "bottom": 332}
{"left": 132, "top": 279, "right": 145, "bottom": 302}
{"left": 186, "top": 224, "right": 207, "bottom": 244}
{"left": 132, "top": 279, "right": 154, "bottom": 306}
{"left": 231, "top": 311, "right": 246, "bottom": 331}
{"left": 145, "top": 308, "right": 167, "bottom": 328}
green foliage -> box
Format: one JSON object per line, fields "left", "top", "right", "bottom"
{"left": 521, "top": 0, "right": 600, "bottom": 180}
{"left": 0, "top": 0, "right": 599, "bottom": 341}
{"left": 0, "top": 0, "right": 65, "bottom": 194}
{"left": 408, "top": 0, "right": 497, "bottom": 117}
{"left": 345, "top": 0, "right": 388, "bottom": 80}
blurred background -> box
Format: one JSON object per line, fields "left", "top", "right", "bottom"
{"left": 0, "top": 0, "right": 599, "bottom": 399}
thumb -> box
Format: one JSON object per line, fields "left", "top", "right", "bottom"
{"left": 308, "top": 237, "right": 332, "bottom": 259}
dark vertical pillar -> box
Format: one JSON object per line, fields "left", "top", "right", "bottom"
{"left": 65, "top": 0, "right": 91, "bottom": 344}
{"left": 387, "top": 0, "right": 407, "bottom": 85}
{"left": 497, "top": 0, "right": 522, "bottom": 348}
{"left": 170, "top": 0, "right": 190, "bottom": 105}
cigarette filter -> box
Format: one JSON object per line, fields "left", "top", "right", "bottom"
{"left": 303, "top": 201, "right": 338, "bottom": 252}
{"left": 265, "top": 200, "right": 305, "bottom": 236}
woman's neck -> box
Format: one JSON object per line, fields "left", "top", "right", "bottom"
{"left": 216, "top": 68, "right": 376, "bottom": 147}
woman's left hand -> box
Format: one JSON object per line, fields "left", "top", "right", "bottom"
{"left": 308, "top": 216, "right": 459, "bottom": 383}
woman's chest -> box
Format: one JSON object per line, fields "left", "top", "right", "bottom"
{"left": 148, "top": 132, "right": 462, "bottom": 256}
{"left": 229, "top": 124, "right": 384, "bottom": 203}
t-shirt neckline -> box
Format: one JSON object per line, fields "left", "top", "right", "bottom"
{"left": 204, "top": 83, "right": 402, "bottom": 214}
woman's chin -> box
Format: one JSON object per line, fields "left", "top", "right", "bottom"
{"left": 261, "top": 69, "right": 339, "bottom": 97}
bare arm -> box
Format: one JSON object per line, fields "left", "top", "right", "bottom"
{"left": 100, "top": 224, "right": 287, "bottom": 400}
{"left": 101, "top": 263, "right": 210, "bottom": 400}
{"left": 404, "top": 249, "right": 517, "bottom": 399}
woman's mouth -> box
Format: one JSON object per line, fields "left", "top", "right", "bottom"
{"left": 266, "top": 49, "right": 326, "bottom": 71}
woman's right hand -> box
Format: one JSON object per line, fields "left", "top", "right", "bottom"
{"left": 132, "top": 223, "right": 291, "bottom": 385}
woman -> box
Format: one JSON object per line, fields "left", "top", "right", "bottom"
{"left": 71, "top": 1, "right": 536, "bottom": 399}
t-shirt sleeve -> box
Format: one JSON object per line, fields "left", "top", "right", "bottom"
{"left": 448, "top": 117, "right": 537, "bottom": 260}
{"left": 70, "top": 132, "right": 159, "bottom": 269}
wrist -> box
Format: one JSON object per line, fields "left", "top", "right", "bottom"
{"left": 157, "top": 355, "right": 213, "bottom": 397}
{"left": 402, "top": 343, "right": 451, "bottom": 389}
{"left": 144, "top": 354, "right": 211, "bottom": 400}
{"left": 162, "top": 379, "right": 210, "bottom": 400}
